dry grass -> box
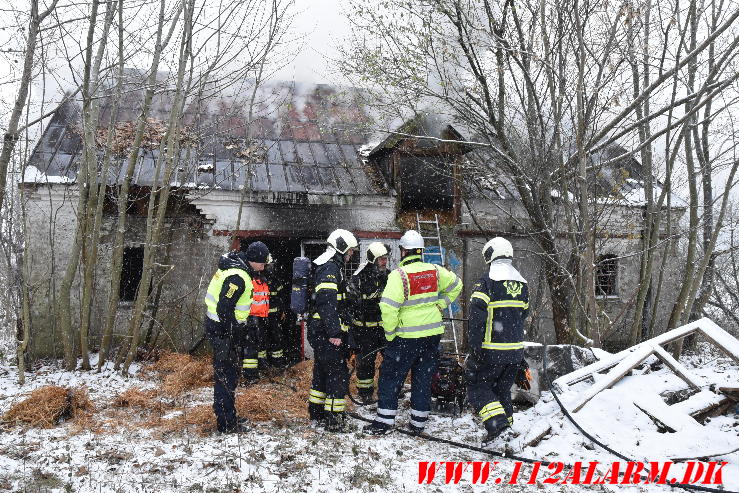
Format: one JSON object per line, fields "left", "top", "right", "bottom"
{"left": 5, "top": 354, "right": 357, "bottom": 435}
{"left": 112, "top": 388, "right": 165, "bottom": 412}
{"left": 155, "top": 360, "right": 318, "bottom": 434}
{"left": 156, "top": 405, "right": 217, "bottom": 435}
{"left": 144, "top": 351, "right": 213, "bottom": 396}
{"left": 2, "top": 385, "right": 95, "bottom": 429}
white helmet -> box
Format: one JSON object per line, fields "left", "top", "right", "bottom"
{"left": 327, "top": 229, "right": 358, "bottom": 254}
{"left": 367, "top": 242, "right": 389, "bottom": 263}
{"left": 399, "top": 230, "right": 424, "bottom": 250}
{"left": 483, "top": 237, "right": 513, "bottom": 264}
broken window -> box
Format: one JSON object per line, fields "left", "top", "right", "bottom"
{"left": 595, "top": 254, "right": 618, "bottom": 296}
{"left": 120, "top": 246, "right": 145, "bottom": 302}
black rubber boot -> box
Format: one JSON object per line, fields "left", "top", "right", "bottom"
{"left": 240, "top": 374, "right": 260, "bottom": 387}
{"left": 363, "top": 420, "right": 393, "bottom": 436}
{"left": 482, "top": 416, "right": 510, "bottom": 445}
{"left": 357, "top": 390, "right": 376, "bottom": 405}
{"left": 308, "top": 403, "right": 327, "bottom": 427}
{"left": 218, "top": 420, "right": 250, "bottom": 434}
{"left": 325, "top": 411, "right": 346, "bottom": 433}
{"left": 407, "top": 422, "right": 425, "bottom": 435}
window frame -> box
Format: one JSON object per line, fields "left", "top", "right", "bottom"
{"left": 595, "top": 254, "right": 619, "bottom": 299}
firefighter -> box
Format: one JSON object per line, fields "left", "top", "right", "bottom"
{"left": 307, "top": 229, "right": 358, "bottom": 432}
{"left": 363, "top": 230, "right": 462, "bottom": 435}
{"left": 347, "top": 242, "right": 389, "bottom": 404}
{"left": 465, "top": 237, "right": 529, "bottom": 445}
{"left": 242, "top": 260, "right": 270, "bottom": 384}
{"left": 203, "top": 241, "right": 268, "bottom": 433}
{"left": 265, "top": 255, "right": 287, "bottom": 369}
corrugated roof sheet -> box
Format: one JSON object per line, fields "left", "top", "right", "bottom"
{"left": 26, "top": 76, "right": 388, "bottom": 195}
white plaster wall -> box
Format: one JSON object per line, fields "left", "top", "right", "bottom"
{"left": 23, "top": 186, "right": 402, "bottom": 358}
{"left": 460, "top": 196, "right": 684, "bottom": 350}
{"left": 189, "top": 190, "right": 398, "bottom": 234}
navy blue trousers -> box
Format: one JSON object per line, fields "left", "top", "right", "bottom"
{"left": 307, "top": 321, "right": 349, "bottom": 420}
{"left": 353, "top": 324, "right": 385, "bottom": 396}
{"left": 375, "top": 335, "right": 440, "bottom": 429}
{"left": 465, "top": 359, "right": 518, "bottom": 427}
{"left": 209, "top": 335, "right": 240, "bottom": 432}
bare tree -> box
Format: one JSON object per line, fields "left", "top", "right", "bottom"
{"left": 0, "top": 0, "right": 61, "bottom": 213}
{"left": 340, "top": 0, "right": 739, "bottom": 346}
{"left": 115, "top": 0, "right": 295, "bottom": 373}
{"left": 97, "top": 0, "right": 183, "bottom": 371}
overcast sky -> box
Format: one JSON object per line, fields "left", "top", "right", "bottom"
{"left": 276, "top": 0, "right": 352, "bottom": 85}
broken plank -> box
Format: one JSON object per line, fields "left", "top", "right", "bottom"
{"left": 632, "top": 394, "right": 700, "bottom": 432}
{"left": 668, "top": 444, "right": 739, "bottom": 462}
{"left": 652, "top": 344, "right": 705, "bottom": 389}
{"left": 521, "top": 421, "right": 552, "bottom": 449}
{"left": 719, "top": 386, "right": 739, "bottom": 401}
{"left": 696, "top": 319, "right": 739, "bottom": 365}
{"left": 554, "top": 320, "right": 704, "bottom": 390}
{"left": 572, "top": 344, "right": 656, "bottom": 412}
{"left": 672, "top": 389, "right": 727, "bottom": 417}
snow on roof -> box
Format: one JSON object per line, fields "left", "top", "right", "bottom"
{"left": 21, "top": 165, "right": 73, "bottom": 184}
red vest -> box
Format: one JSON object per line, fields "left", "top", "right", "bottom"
{"left": 250, "top": 278, "right": 270, "bottom": 317}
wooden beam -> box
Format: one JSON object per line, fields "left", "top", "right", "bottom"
{"left": 696, "top": 323, "right": 739, "bottom": 364}
{"left": 572, "top": 344, "right": 655, "bottom": 412}
{"left": 633, "top": 394, "right": 700, "bottom": 432}
{"left": 652, "top": 344, "right": 704, "bottom": 389}
{"left": 555, "top": 318, "right": 736, "bottom": 390}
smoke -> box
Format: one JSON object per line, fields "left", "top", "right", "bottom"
{"left": 274, "top": 0, "right": 352, "bottom": 85}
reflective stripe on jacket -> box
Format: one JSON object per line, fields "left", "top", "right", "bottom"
{"left": 309, "top": 254, "right": 351, "bottom": 339}
{"left": 250, "top": 278, "right": 270, "bottom": 317}
{"left": 268, "top": 283, "right": 284, "bottom": 313}
{"left": 379, "top": 255, "right": 462, "bottom": 341}
{"left": 204, "top": 268, "right": 253, "bottom": 323}
{"left": 468, "top": 270, "right": 529, "bottom": 363}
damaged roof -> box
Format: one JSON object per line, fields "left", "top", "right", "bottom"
{"left": 364, "top": 111, "right": 473, "bottom": 158}
{"left": 25, "top": 74, "right": 388, "bottom": 196}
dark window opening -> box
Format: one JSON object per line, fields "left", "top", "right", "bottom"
{"left": 120, "top": 246, "right": 145, "bottom": 302}
{"left": 343, "top": 249, "right": 360, "bottom": 279}
{"left": 299, "top": 241, "right": 358, "bottom": 279}
{"left": 301, "top": 242, "right": 325, "bottom": 261}
{"left": 399, "top": 155, "right": 454, "bottom": 211}
{"left": 595, "top": 254, "right": 618, "bottom": 296}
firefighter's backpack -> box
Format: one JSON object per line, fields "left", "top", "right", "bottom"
{"left": 290, "top": 256, "right": 313, "bottom": 314}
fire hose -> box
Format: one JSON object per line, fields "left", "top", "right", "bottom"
{"left": 344, "top": 344, "right": 736, "bottom": 493}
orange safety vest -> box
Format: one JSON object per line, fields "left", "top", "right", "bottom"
{"left": 250, "top": 278, "right": 270, "bottom": 317}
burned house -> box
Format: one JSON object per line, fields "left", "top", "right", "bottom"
{"left": 21, "top": 76, "right": 683, "bottom": 360}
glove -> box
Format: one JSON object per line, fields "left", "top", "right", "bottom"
{"left": 515, "top": 360, "right": 533, "bottom": 391}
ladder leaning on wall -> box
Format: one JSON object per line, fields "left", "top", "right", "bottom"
{"left": 416, "top": 213, "right": 459, "bottom": 354}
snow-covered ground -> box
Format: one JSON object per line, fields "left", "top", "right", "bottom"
{"left": 0, "top": 347, "right": 737, "bottom": 493}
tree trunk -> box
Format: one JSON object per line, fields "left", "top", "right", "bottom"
{"left": 0, "top": 0, "right": 59, "bottom": 212}
{"left": 121, "top": 0, "right": 194, "bottom": 374}
{"left": 98, "top": 0, "right": 179, "bottom": 371}
{"left": 78, "top": 0, "right": 117, "bottom": 370}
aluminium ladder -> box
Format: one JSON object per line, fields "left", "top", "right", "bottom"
{"left": 416, "top": 213, "right": 459, "bottom": 354}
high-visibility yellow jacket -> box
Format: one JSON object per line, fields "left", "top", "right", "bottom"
{"left": 379, "top": 255, "right": 462, "bottom": 341}
{"left": 204, "top": 253, "right": 253, "bottom": 335}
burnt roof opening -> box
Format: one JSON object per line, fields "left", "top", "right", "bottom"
{"left": 399, "top": 155, "right": 454, "bottom": 211}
